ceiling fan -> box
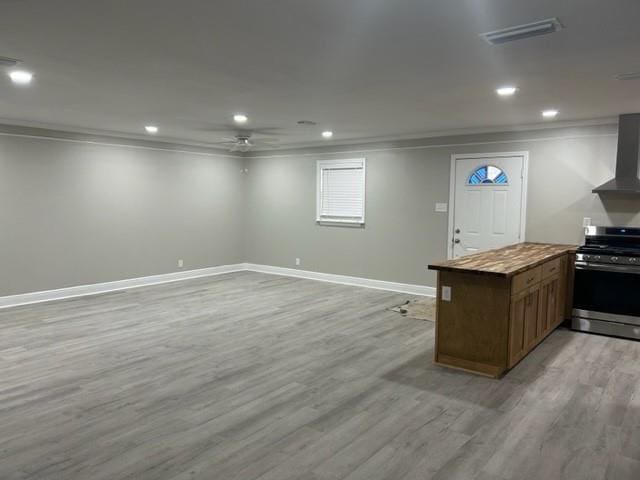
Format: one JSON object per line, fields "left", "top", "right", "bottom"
{"left": 212, "top": 131, "right": 280, "bottom": 152}
{"left": 192, "top": 122, "right": 283, "bottom": 152}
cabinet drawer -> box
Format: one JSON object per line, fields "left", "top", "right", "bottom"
{"left": 511, "top": 266, "right": 541, "bottom": 295}
{"left": 542, "top": 257, "right": 562, "bottom": 279}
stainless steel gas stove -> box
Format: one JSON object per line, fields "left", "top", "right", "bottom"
{"left": 573, "top": 226, "right": 640, "bottom": 340}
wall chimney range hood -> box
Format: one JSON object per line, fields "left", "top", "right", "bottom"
{"left": 593, "top": 114, "right": 640, "bottom": 194}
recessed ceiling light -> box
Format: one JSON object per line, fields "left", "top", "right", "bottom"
{"left": 8, "top": 70, "right": 33, "bottom": 85}
{"left": 542, "top": 109, "right": 559, "bottom": 118}
{"left": 233, "top": 114, "right": 248, "bottom": 124}
{"left": 145, "top": 125, "right": 158, "bottom": 134}
{"left": 322, "top": 130, "right": 333, "bottom": 139}
{"left": 496, "top": 86, "right": 518, "bottom": 96}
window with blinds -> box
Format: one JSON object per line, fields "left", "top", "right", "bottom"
{"left": 316, "top": 158, "right": 366, "bottom": 224}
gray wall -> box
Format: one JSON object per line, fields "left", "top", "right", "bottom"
{"left": 244, "top": 123, "right": 640, "bottom": 287}
{"left": 0, "top": 133, "right": 245, "bottom": 296}
{"left": 4, "top": 122, "right": 639, "bottom": 296}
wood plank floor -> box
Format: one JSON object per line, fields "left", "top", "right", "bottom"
{"left": 0, "top": 271, "right": 639, "bottom": 480}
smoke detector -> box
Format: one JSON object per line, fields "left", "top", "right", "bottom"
{"left": 481, "top": 18, "right": 564, "bottom": 45}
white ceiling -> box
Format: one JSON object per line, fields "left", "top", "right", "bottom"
{"left": 1, "top": 0, "right": 639, "bottom": 149}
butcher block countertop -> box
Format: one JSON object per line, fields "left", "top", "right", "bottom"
{"left": 428, "top": 242, "right": 576, "bottom": 278}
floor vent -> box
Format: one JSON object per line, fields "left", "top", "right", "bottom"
{"left": 481, "top": 18, "right": 563, "bottom": 45}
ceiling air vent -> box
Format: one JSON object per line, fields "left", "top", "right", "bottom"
{"left": 0, "top": 56, "right": 21, "bottom": 67}
{"left": 481, "top": 18, "right": 564, "bottom": 45}
{"left": 615, "top": 71, "right": 640, "bottom": 81}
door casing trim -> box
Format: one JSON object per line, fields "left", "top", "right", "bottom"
{"left": 447, "top": 151, "right": 529, "bottom": 259}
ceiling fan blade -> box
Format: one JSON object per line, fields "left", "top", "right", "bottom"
{"left": 247, "top": 127, "right": 286, "bottom": 136}
{"left": 190, "top": 122, "right": 286, "bottom": 136}
{"left": 251, "top": 139, "right": 280, "bottom": 146}
{"left": 230, "top": 144, "right": 253, "bottom": 152}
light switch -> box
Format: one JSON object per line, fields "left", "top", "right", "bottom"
{"left": 441, "top": 286, "right": 452, "bottom": 302}
{"left": 435, "top": 203, "right": 448, "bottom": 213}
{"left": 582, "top": 217, "right": 591, "bottom": 227}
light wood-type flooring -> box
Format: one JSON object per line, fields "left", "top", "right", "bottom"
{"left": 0, "top": 271, "right": 639, "bottom": 479}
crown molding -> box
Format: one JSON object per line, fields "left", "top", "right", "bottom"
{"left": 243, "top": 116, "right": 618, "bottom": 155}
{"left": 0, "top": 119, "right": 242, "bottom": 157}
{"left": 0, "top": 116, "right": 618, "bottom": 157}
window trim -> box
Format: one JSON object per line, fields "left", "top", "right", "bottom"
{"left": 467, "top": 164, "right": 509, "bottom": 185}
{"left": 316, "top": 158, "right": 366, "bottom": 226}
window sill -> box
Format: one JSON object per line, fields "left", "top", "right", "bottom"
{"left": 316, "top": 219, "right": 365, "bottom": 228}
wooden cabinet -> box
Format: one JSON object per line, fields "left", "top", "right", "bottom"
{"left": 541, "top": 257, "right": 562, "bottom": 279}
{"left": 434, "top": 249, "right": 573, "bottom": 378}
{"left": 511, "top": 267, "right": 542, "bottom": 295}
{"left": 508, "top": 289, "right": 527, "bottom": 367}
{"left": 506, "top": 264, "right": 565, "bottom": 370}
{"left": 508, "top": 285, "right": 544, "bottom": 368}
{"left": 537, "top": 281, "right": 548, "bottom": 337}
{"left": 538, "top": 274, "right": 561, "bottom": 335}
{"left": 523, "top": 287, "right": 540, "bottom": 349}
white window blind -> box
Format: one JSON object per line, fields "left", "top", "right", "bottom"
{"left": 317, "top": 158, "right": 366, "bottom": 224}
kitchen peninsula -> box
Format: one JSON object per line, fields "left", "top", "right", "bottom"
{"left": 429, "top": 243, "right": 576, "bottom": 378}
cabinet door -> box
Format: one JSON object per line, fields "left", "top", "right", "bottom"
{"left": 537, "top": 281, "right": 550, "bottom": 337}
{"left": 524, "top": 287, "right": 540, "bottom": 349}
{"left": 538, "top": 275, "right": 561, "bottom": 335}
{"left": 509, "top": 290, "right": 527, "bottom": 367}
{"left": 561, "top": 254, "right": 572, "bottom": 320}
{"left": 548, "top": 276, "right": 561, "bottom": 329}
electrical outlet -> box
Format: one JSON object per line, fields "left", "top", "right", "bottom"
{"left": 435, "top": 203, "right": 448, "bottom": 213}
{"left": 178, "top": 259, "right": 184, "bottom": 268}
{"left": 582, "top": 217, "right": 591, "bottom": 227}
{"left": 441, "top": 286, "right": 452, "bottom": 302}
{"left": 295, "top": 258, "right": 301, "bottom": 266}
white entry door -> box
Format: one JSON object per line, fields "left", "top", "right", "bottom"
{"left": 450, "top": 154, "right": 526, "bottom": 259}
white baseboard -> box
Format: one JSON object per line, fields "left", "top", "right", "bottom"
{"left": 244, "top": 263, "right": 435, "bottom": 297}
{"left": 0, "top": 262, "right": 435, "bottom": 310}
{"left": 0, "top": 264, "right": 246, "bottom": 309}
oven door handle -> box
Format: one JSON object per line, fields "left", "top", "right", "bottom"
{"left": 575, "top": 262, "right": 640, "bottom": 274}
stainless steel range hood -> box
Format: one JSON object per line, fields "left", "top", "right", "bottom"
{"left": 593, "top": 113, "right": 640, "bottom": 194}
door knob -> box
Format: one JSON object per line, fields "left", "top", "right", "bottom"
{"left": 454, "top": 239, "right": 461, "bottom": 244}
{"left": 455, "top": 228, "right": 461, "bottom": 234}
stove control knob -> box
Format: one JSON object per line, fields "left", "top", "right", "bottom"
{"left": 630, "top": 258, "right": 638, "bottom": 263}
{"left": 611, "top": 256, "right": 619, "bottom": 262}
{"left": 594, "top": 255, "right": 601, "bottom": 261}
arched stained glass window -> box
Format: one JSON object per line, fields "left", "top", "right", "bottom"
{"left": 467, "top": 165, "right": 508, "bottom": 185}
